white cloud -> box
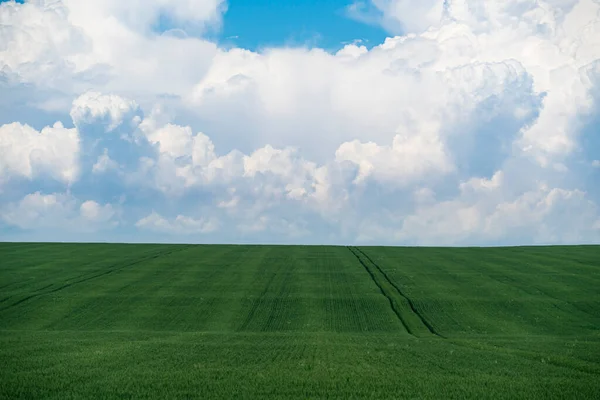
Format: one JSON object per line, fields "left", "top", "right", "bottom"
{"left": 335, "top": 128, "right": 453, "bottom": 186}
{"left": 395, "top": 179, "right": 600, "bottom": 245}
{"left": 0, "top": 122, "right": 79, "bottom": 186}
{"left": 136, "top": 211, "right": 218, "bottom": 234}
{"left": 80, "top": 200, "right": 116, "bottom": 223}
{"left": 0, "top": 0, "right": 221, "bottom": 102}
{"left": 92, "top": 149, "right": 119, "bottom": 174}
{"left": 1, "top": 192, "right": 117, "bottom": 231}
{"left": 70, "top": 91, "right": 142, "bottom": 132}
{"left": 376, "top": 0, "right": 446, "bottom": 34}
{"left": 2, "top": 192, "right": 76, "bottom": 229}
{"left": 63, "top": 0, "right": 226, "bottom": 34}
{"left": 137, "top": 113, "right": 244, "bottom": 194}
{"left": 188, "top": 34, "right": 542, "bottom": 169}
{"left": 0, "top": 1, "right": 89, "bottom": 87}
{"left": 459, "top": 171, "right": 505, "bottom": 195}
{"left": 482, "top": 186, "right": 598, "bottom": 243}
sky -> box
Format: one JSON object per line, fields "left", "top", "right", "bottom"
{"left": 213, "top": 0, "right": 390, "bottom": 52}
{"left": 0, "top": 0, "right": 599, "bottom": 246}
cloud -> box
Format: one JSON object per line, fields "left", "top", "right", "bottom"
{"left": 136, "top": 211, "right": 218, "bottom": 234}
{"left": 0, "top": 0, "right": 599, "bottom": 244}
{"left": 0, "top": 121, "right": 79, "bottom": 187}
{"left": 136, "top": 110, "right": 244, "bottom": 194}
{"left": 92, "top": 149, "right": 119, "bottom": 174}
{"left": 0, "top": 0, "right": 221, "bottom": 103}
{"left": 1, "top": 192, "right": 117, "bottom": 231}
{"left": 335, "top": 129, "right": 453, "bottom": 187}
{"left": 79, "top": 199, "right": 117, "bottom": 223}
{"left": 345, "top": 0, "right": 448, "bottom": 34}
{"left": 396, "top": 177, "right": 600, "bottom": 245}
{"left": 376, "top": 0, "right": 446, "bottom": 34}
{"left": 63, "top": 0, "right": 227, "bottom": 34}
{"left": 70, "top": 91, "right": 142, "bottom": 132}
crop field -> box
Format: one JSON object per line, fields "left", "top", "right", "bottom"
{"left": 1, "top": 243, "right": 599, "bottom": 399}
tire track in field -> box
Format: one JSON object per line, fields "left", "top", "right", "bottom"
{"left": 1, "top": 283, "right": 55, "bottom": 305}
{"left": 262, "top": 259, "right": 297, "bottom": 331}
{"left": 354, "top": 247, "right": 443, "bottom": 337}
{"left": 0, "top": 246, "right": 187, "bottom": 305}
{"left": 238, "top": 271, "right": 280, "bottom": 331}
{"left": 349, "top": 246, "right": 444, "bottom": 338}
{"left": 0, "top": 252, "right": 139, "bottom": 304}
{"left": 347, "top": 246, "right": 415, "bottom": 336}
{"left": 238, "top": 253, "right": 293, "bottom": 332}
{"left": 0, "top": 245, "right": 191, "bottom": 312}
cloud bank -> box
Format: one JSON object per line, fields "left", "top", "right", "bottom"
{"left": 1, "top": 0, "right": 599, "bottom": 245}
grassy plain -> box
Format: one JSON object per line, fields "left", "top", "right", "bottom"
{"left": 0, "top": 243, "right": 599, "bottom": 399}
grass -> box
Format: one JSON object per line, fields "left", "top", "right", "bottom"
{"left": 0, "top": 243, "right": 599, "bottom": 399}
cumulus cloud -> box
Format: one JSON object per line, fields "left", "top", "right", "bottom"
{"left": 1, "top": 192, "right": 117, "bottom": 231}
{"left": 397, "top": 178, "right": 600, "bottom": 245}
{"left": 0, "top": 0, "right": 599, "bottom": 244}
{"left": 70, "top": 91, "right": 142, "bottom": 132}
{"left": 0, "top": 121, "right": 79, "bottom": 187}
{"left": 335, "top": 128, "right": 452, "bottom": 186}
{"left": 0, "top": 0, "right": 220, "bottom": 101}
{"left": 135, "top": 110, "right": 244, "bottom": 194}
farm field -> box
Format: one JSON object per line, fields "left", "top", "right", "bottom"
{"left": 0, "top": 243, "right": 599, "bottom": 399}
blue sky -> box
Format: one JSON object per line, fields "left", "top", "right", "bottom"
{"left": 213, "top": 0, "right": 388, "bottom": 51}
{"left": 0, "top": 0, "right": 599, "bottom": 245}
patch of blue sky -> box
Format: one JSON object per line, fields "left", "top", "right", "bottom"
{"left": 158, "top": 0, "right": 390, "bottom": 52}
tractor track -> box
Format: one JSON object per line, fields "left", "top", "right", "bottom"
{"left": 348, "top": 246, "right": 444, "bottom": 338}
{"left": 347, "top": 246, "right": 414, "bottom": 336}
{"left": 0, "top": 245, "right": 191, "bottom": 313}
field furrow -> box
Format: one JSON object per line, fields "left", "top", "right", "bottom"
{"left": 348, "top": 246, "right": 440, "bottom": 337}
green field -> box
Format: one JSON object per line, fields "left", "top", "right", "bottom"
{"left": 1, "top": 243, "right": 599, "bottom": 399}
